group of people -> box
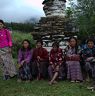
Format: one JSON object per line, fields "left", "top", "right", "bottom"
{"left": 0, "top": 20, "right": 95, "bottom": 91}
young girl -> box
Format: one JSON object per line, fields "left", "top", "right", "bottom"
{"left": 48, "top": 42, "right": 63, "bottom": 85}
{"left": 18, "top": 39, "right": 32, "bottom": 82}
{"left": 0, "top": 20, "right": 17, "bottom": 80}
{"left": 65, "top": 37, "right": 83, "bottom": 82}
{"left": 81, "top": 39, "right": 95, "bottom": 91}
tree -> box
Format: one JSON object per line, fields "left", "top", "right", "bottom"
{"left": 66, "top": 0, "right": 95, "bottom": 39}
{"left": 76, "top": 0, "right": 95, "bottom": 37}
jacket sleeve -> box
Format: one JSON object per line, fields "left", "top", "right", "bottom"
{"left": 25, "top": 50, "right": 33, "bottom": 63}
{"left": 18, "top": 49, "right": 22, "bottom": 64}
{"left": 49, "top": 50, "right": 54, "bottom": 65}
{"left": 58, "top": 49, "right": 63, "bottom": 65}
{"left": 6, "top": 29, "right": 12, "bottom": 47}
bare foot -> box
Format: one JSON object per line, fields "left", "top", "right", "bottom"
{"left": 49, "top": 81, "right": 53, "bottom": 85}
{"left": 53, "top": 81, "right": 58, "bottom": 84}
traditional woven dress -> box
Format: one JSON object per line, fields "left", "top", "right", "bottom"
{"left": 18, "top": 49, "right": 32, "bottom": 80}
{"left": 81, "top": 47, "right": 95, "bottom": 82}
{"left": 65, "top": 46, "right": 83, "bottom": 81}
{"left": 0, "top": 28, "right": 17, "bottom": 79}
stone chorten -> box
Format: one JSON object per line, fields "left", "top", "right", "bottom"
{"left": 43, "top": 0, "right": 66, "bottom": 17}
{"left": 32, "top": 0, "right": 67, "bottom": 40}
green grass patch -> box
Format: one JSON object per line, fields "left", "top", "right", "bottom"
{"left": 12, "top": 31, "right": 35, "bottom": 58}
{"left": 0, "top": 79, "right": 95, "bottom": 96}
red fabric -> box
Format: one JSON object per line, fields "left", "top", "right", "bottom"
{"left": 49, "top": 48, "right": 63, "bottom": 65}
{"left": 66, "top": 55, "right": 80, "bottom": 61}
{"left": 32, "top": 47, "right": 49, "bottom": 61}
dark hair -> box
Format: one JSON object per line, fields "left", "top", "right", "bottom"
{"left": 21, "top": 39, "right": 31, "bottom": 51}
{"left": 0, "top": 20, "right": 5, "bottom": 25}
{"left": 52, "top": 41, "right": 59, "bottom": 48}
{"left": 86, "top": 38, "right": 94, "bottom": 44}
{"left": 36, "top": 39, "right": 43, "bottom": 45}
{"left": 68, "top": 37, "right": 78, "bottom": 54}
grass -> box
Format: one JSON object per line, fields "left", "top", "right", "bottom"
{"left": 0, "top": 75, "right": 95, "bottom": 96}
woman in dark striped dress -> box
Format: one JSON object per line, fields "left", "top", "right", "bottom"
{"left": 65, "top": 37, "right": 83, "bottom": 82}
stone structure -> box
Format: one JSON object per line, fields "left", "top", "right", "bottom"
{"left": 32, "top": 0, "right": 76, "bottom": 40}
{"left": 43, "top": 0, "right": 66, "bottom": 17}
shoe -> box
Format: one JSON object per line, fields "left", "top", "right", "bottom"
{"left": 76, "top": 81, "right": 80, "bottom": 83}
{"left": 3, "top": 75, "right": 10, "bottom": 80}
{"left": 71, "top": 81, "right": 75, "bottom": 83}
{"left": 87, "top": 86, "right": 94, "bottom": 90}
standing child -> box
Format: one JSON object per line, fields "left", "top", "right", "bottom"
{"left": 65, "top": 37, "right": 83, "bottom": 82}
{"left": 18, "top": 39, "right": 32, "bottom": 82}
{"left": 0, "top": 20, "right": 17, "bottom": 80}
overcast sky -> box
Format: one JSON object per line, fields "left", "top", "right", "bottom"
{"left": 0, "top": 0, "right": 70, "bottom": 22}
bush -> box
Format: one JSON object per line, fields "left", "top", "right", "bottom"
{"left": 12, "top": 31, "right": 35, "bottom": 58}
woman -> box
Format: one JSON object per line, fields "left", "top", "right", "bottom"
{"left": 48, "top": 42, "right": 63, "bottom": 85}
{"left": 65, "top": 37, "right": 83, "bottom": 82}
{"left": 81, "top": 39, "right": 95, "bottom": 91}
{"left": 0, "top": 20, "right": 17, "bottom": 80}
{"left": 32, "top": 39, "right": 49, "bottom": 80}
{"left": 18, "top": 39, "right": 32, "bottom": 82}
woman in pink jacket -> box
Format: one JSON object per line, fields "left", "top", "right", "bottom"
{"left": 0, "top": 20, "right": 17, "bottom": 80}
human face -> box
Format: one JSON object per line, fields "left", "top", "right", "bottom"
{"left": 0, "top": 22, "right": 4, "bottom": 29}
{"left": 69, "top": 38, "right": 77, "bottom": 47}
{"left": 87, "top": 41, "right": 94, "bottom": 48}
{"left": 53, "top": 46, "right": 58, "bottom": 51}
{"left": 36, "top": 42, "right": 42, "bottom": 48}
{"left": 23, "top": 41, "right": 29, "bottom": 49}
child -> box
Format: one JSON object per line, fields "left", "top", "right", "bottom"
{"left": 0, "top": 20, "right": 17, "bottom": 80}
{"left": 48, "top": 42, "right": 63, "bottom": 85}
{"left": 18, "top": 39, "right": 32, "bottom": 82}
{"left": 65, "top": 37, "right": 83, "bottom": 82}
{"left": 81, "top": 39, "right": 95, "bottom": 91}
{"left": 32, "top": 39, "right": 49, "bottom": 80}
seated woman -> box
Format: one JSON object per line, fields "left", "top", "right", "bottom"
{"left": 65, "top": 37, "right": 83, "bottom": 83}
{"left": 48, "top": 42, "right": 63, "bottom": 85}
{"left": 32, "top": 40, "right": 49, "bottom": 80}
{"left": 81, "top": 39, "right": 95, "bottom": 91}
{"left": 18, "top": 39, "right": 32, "bottom": 82}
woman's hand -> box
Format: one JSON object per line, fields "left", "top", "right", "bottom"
{"left": 37, "top": 56, "right": 43, "bottom": 61}
{"left": 86, "top": 57, "right": 94, "bottom": 62}
{"left": 21, "top": 60, "right": 25, "bottom": 65}
{"left": 51, "top": 65, "right": 55, "bottom": 69}
{"left": 37, "top": 56, "right": 41, "bottom": 60}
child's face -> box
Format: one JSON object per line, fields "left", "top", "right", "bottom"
{"left": 87, "top": 41, "right": 94, "bottom": 48}
{"left": 69, "top": 38, "right": 77, "bottom": 47}
{"left": 36, "top": 42, "right": 42, "bottom": 48}
{"left": 0, "top": 22, "right": 4, "bottom": 29}
{"left": 23, "top": 41, "right": 29, "bottom": 49}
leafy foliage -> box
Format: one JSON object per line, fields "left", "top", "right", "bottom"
{"left": 66, "top": 0, "right": 95, "bottom": 39}
{"left": 12, "top": 31, "right": 35, "bottom": 58}
{"left": 6, "top": 22, "right": 35, "bottom": 33}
